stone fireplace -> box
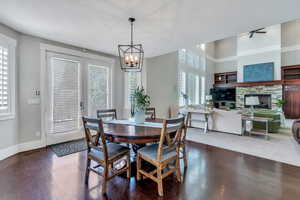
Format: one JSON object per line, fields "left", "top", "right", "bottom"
{"left": 236, "top": 85, "right": 282, "bottom": 109}
{"left": 244, "top": 94, "right": 272, "bottom": 109}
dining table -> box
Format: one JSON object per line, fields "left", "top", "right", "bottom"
{"left": 100, "top": 118, "right": 168, "bottom": 175}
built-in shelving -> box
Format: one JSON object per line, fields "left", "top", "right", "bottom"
{"left": 214, "top": 71, "right": 237, "bottom": 87}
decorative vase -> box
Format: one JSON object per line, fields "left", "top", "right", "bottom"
{"left": 134, "top": 109, "right": 145, "bottom": 123}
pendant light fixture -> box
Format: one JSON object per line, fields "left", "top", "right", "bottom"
{"left": 118, "top": 17, "right": 144, "bottom": 72}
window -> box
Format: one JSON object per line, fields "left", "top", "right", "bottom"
{"left": 49, "top": 57, "right": 81, "bottom": 134}
{"left": 187, "top": 74, "right": 200, "bottom": 105}
{"left": 201, "top": 76, "right": 206, "bottom": 104}
{"left": 0, "top": 34, "right": 16, "bottom": 120}
{"left": 177, "top": 48, "right": 206, "bottom": 106}
{"left": 88, "top": 64, "right": 111, "bottom": 117}
{"left": 178, "top": 71, "right": 186, "bottom": 106}
{"left": 125, "top": 72, "right": 141, "bottom": 108}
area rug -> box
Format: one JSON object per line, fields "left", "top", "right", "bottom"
{"left": 50, "top": 139, "right": 87, "bottom": 157}
{"left": 186, "top": 128, "right": 300, "bottom": 167}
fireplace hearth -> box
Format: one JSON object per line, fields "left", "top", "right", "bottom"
{"left": 244, "top": 94, "right": 271, "bottom": 109}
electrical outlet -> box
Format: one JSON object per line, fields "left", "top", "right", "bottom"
{"left": 35, "top": 131, "right": 41, "bottom": 137}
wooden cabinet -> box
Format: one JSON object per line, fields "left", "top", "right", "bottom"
{"left": 214, "top": 71, "right": 237, "bottom": 86}
{"left": 284, "top": 86, "right": 300, "bottom": 119}
{"left": 282, "top": 65, "right": 300, "bottom": 119}
{"left": 282, "top": 65, "right": 300, "bottom": 80}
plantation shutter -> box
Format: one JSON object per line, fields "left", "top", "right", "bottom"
{"left": 49, "top": 57, "right": 81, "bottom": 134}
{"left": 0, "top": 45, "right": 9, "bottom": 113}
{"left": 125, "top": 72, "right": 141, "bottom": 108}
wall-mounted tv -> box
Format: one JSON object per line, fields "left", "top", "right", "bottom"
{"left": 210, "top": 88, "right": 236, "bottom": 101}
{"left": 243, "top": 62, "right": 274, "bottom": 82}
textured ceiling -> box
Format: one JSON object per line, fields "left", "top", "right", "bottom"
{"left": 0, "top": 0, "right": 300, "bottom": 57}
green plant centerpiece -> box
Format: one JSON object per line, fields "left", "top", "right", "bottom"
{"left": 131, "top": 87, "right": 150, "bottom": 123}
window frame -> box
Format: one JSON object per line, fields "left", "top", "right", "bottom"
{"left": 0, "top": 33, "right": 16, "bottom": 121}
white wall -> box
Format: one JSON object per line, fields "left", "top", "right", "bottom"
{"left": 0, "top": 23, "right": 124, "bottom": 158}
{"left": 0, "top": 24, "right": 19, "bottom": 150}
{"left": 146, "top": 52, "right": 178, "bottom": 118}
{"left": 237, "top": 25, "right": 281, "bottom": 82}
{"left": 282, "top": 19, "right": 300, "bottom": 66}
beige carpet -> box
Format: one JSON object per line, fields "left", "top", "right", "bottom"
{"left": 186, "top": 128, "right": 300, "bottom": 167}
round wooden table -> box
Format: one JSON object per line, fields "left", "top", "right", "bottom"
{"left": 103, "top": 119, "right": 163, "bottom": 144}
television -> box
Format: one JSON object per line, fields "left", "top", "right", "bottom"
{"left": 210, "top": 88, "right": 236, "bottom": 101}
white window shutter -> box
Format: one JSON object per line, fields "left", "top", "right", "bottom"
{"left": 0, "top": 46, "right": 9, "bottom": 113}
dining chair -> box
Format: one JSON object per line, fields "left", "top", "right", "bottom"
{"left": 136, "top": 116, "right": 185, "bottom": 196}
{"left": 82, "top": 117, "right": 131, "bottom": 195}
{"left": 145, "top": 107, "right": 156, "bottom": 119}
{"left": 97, "top": 109, "right": 117, "bottom": 120}
{"left": 179, "top": 114, "right": 188, "bottom": 168}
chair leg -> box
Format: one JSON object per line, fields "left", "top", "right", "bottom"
{"left": 157, "top": 167, "right": 164, "bottom": 196}
{"left": 136, "top": 154, "right": 141, "bottom": 181}
{"left": 85, "top": 159, "right": 91, "bottom": 184}
{"left": 101, "top": 166, "right": 108, "bottom": 195}
{"left": 176, "top": 156, "right": 182, "bottom": 183}
{"left": 127, "top": 154, "right": 131, "bottom": 178}
{"left": 182, "top": 145, "right": 188, "bottom": 168}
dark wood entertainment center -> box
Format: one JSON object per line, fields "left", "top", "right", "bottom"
{"left": 212, "top": 65, "right": 300, "bottom": 119}
{"left": 213, "top": 71, "right": 237, "bottom": 109}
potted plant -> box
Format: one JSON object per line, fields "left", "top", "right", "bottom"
{"left": 181, "top": 92, "right": 189, "bottom": 108}
{"left": 132, "top": 87, "right": 150, "bottom": 123}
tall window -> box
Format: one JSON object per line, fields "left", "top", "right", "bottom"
{"left": 178, "top": 48, "right": 206, "bottom": 106}
{"left": 201, "top": 76, "right": 206, "bottom": 104}
{"left": 187, "top": 74, "right": 200, "bottom": 105}
{"left": 0, "top": 34, "right": 16, "bottom": 119}
{"left": 88, "top": 64, "right": 111, "bottom": 117}
{"left": 178, "top": 71, "right": 186, "bottom": 106}
{"left": 125, "top": 72, "right": 141, "bottom": 108}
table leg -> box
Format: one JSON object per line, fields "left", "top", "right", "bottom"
{"left": 266, "top": 121, "right": 269, "bottom": 140}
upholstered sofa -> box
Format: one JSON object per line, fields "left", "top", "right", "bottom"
{"left": 211, "top": 109, "right": 243, "bottom": 135}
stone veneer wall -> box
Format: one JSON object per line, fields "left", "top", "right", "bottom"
{"left": 236, "top": 85, "right": 282, "bottom": 109}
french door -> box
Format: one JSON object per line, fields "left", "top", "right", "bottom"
{"left": 44, "top": 52, "right": 112, "bottom": 145}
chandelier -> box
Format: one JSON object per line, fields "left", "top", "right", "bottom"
{"left": 118, "top": 17, "right": 144, "bottom": 72}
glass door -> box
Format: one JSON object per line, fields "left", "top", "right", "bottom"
{"left": 45, "top": 52, "right": 83, "bottom": 145}
{"left": 86, "top": 60, "right": 112, "bottom": 117}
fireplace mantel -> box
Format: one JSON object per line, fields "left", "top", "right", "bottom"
{"left": 232, "top": 80, "right": 282, "bottom": 87}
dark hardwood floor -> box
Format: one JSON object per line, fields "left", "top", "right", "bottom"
{"left": 1, "top": 141, "right": 300, "bottom": 200}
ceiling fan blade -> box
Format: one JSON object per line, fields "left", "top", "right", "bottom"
{"left": 256, "top": 31, "right": 267, "bottom": 34}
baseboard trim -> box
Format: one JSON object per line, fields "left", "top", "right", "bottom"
{"left": 0, "top": 140, "right": 45, "bottom": 161}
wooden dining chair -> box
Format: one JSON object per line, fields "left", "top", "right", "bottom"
{"left": 136, "top": 116, "right": 185, "bottom": 196}
{"left": 97, "top": 109, "right": 117, "bottom": 120}
{"left": 82, "top": 117, "right": 131, "bottom": 195}
{"left": 179, "top": 114, "right": 188, "bottom": 168}
{"left": 145, "top": 107, "right": 156, "bottom": 119}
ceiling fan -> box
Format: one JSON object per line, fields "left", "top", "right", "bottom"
{"left": 249, "top": 28, "right": 267, "bottom": 38}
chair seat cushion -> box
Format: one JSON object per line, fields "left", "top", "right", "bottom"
{"left": 138, "top": 144, "right": 177, "bottom": 162}
{"left": 89, "top": 143, "right": 129, "bottom": 161}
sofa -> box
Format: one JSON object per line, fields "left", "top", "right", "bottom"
{"left": 211, "top": 109, "right": 243, "bottom": 135}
